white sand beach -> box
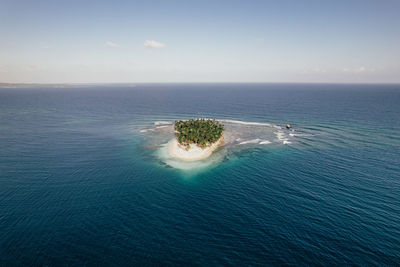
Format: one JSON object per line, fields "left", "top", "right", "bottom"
{"left": 168, "top": 136, "right": 224, "bottom": 162}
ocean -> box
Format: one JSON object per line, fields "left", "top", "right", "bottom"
{"left": 1, "top": 83, "right": 399, "bottom": 265}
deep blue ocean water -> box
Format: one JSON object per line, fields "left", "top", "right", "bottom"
{"left": 1, "top": 83, "right": 399, "bottom": 265}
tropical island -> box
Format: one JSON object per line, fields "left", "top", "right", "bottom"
{"left": 168, "top": 119, "right": 225, "bottom": 161}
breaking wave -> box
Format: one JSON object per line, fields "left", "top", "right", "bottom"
{"left": 220, "top": 119, "right": 273, "bottom": 127}
{"left": 237, "top": 138, "right": 271, "bottom": 145}
{"left": 154, "top": 121, "right": 172, "bottom": 126}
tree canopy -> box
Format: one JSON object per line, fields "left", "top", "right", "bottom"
{"left": 174, "top": 119, "right": 225, "bottom": 149}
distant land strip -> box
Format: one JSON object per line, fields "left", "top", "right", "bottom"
{"left": 0, "top": 83, "right": 73, "bottom": 88}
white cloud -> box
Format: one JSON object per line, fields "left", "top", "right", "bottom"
{"left": 144, "top": 40, "right": 165, "bottom": 48}
{"left": 342, "top": 66, "right": 368, "bottom": 73}
{"left": 106, "top": 41, "right": 119, "bottom": 48}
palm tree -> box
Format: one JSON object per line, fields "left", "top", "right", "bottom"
{"left": 174, "top": 119, "right": 224, "bottom": 148}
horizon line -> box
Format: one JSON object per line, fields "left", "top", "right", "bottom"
{"left": 2, "top": 81, "right": 400, "bottom": 86}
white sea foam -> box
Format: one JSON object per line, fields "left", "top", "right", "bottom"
{"left": 154, "top": 121, "right": 171, "bottom": 126}
{"left": 239, "top": 138, "right": 261, "bottom": 145}
{"left": 239, "top": 138, "right": 272, "bottom": 145}
{"left": 140, "top": 128, "right": 156, "bottom": 133}
{"left": 274, "top": 131, "right": 291, "bottom": 145}
{"left": 140, "top": 123, "right": 171, "bottom": 133}
{"left": 289, "top": 133, "right": 310, "bottom": 137}
{"left": 220, "top": 119, "right": 272, "bottom": 127}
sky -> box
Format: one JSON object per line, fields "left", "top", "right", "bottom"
{"left": 0, "top": 0, "right": 399, "bottom": 83}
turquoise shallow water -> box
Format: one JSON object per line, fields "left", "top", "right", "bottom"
{"left": 1, "top": 84, "right": 400, "bottom": 265}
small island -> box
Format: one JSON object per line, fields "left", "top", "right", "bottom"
{"left": 168, "top": 119, "right": 225, "bottom": 161}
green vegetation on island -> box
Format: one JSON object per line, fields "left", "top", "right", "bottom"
{"left": 174, "top": 119, "right": 225, "bottom": 149}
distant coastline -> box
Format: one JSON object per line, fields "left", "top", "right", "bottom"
{"left": 0, "top": 83, "right": 73, "bottom": 88}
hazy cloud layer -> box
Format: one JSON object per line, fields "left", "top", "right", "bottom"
{"left": 144, "top": 40, "right": 165, "bottom": 48}
{"left": 106, "top": 41, "right": 119, "bottom": 48}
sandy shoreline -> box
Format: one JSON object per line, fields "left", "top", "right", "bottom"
{"left": 168, "top": 136, "right": 224, "bottom": 161}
